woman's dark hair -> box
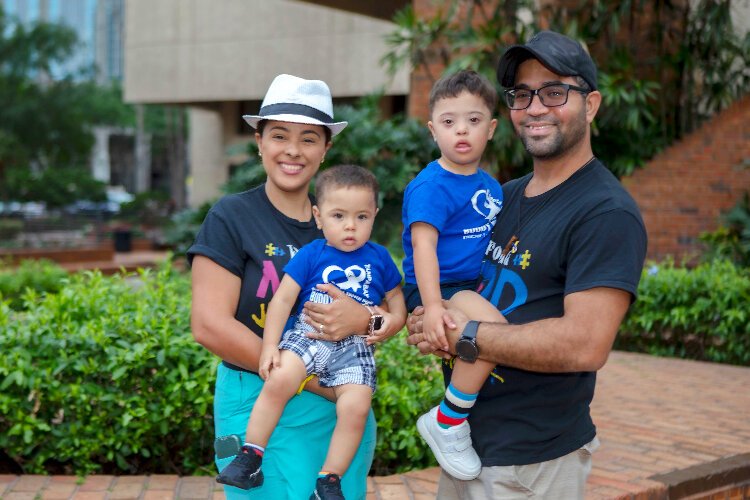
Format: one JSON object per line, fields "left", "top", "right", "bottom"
{"left": 315, "top": 164, "right": 379, "bottom": 206}
{"left": 429, "top": 69, "right": 498, "bottom": 115}
{"left": 255, "top": 119, "right": 332, "bottom": 143}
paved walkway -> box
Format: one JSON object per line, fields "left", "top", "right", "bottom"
{"left": 2, "top": 348, "right": 750, "bottom": 500}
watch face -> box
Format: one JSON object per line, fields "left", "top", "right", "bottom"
{"left": 456, "top": 339, "right": 478, "bottom": 362}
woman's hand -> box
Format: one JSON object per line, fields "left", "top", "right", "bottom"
{"left": 258, "top": 346, "right": 280, "bottom": 380}
{"left": 405, "top": 305, "right": 453, "bottom": 360}
{"left": 303, "top": 284, "right": 369, "bottom": 341}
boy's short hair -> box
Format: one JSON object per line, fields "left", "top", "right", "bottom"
{"left": 429, "top": 69, "right": 498, "bottom": 115}
{"left": 315, "top": 164, "right": 379, "bottom": 206}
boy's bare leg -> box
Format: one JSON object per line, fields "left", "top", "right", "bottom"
{"left": 245, "top": 350, "right": 308, "bottom": 447}
{"left": 447, "top": 290, "right": 508, "bottom": 394}
{"left": 319, "top": 383, "right": 373, "bottom": 476}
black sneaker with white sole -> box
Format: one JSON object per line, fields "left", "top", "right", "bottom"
{"left": 309, "top": 473, "right": 345, "bottom": 500}
{"left": 216, "top": 447, "right": 264, "bottom": 490}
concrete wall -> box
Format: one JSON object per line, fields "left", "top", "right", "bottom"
{"left": 124, "top": 0, "right": 409, "bottom": 104}
{"left": 124, "top": 0, "right": 410, "bottom": 205}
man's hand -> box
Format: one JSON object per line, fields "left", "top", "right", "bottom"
{"left": 405, "top": 305, "right": 452, "bottom": 360}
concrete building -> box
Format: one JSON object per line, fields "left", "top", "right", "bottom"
{"left": 123, "top": 0, "right": 410, "bottom": 207}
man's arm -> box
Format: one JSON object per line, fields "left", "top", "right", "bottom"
{"left": 422, "top": 287, "right": 631, "bottom": 373}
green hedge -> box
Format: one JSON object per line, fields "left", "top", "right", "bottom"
{"left": 3, "top": 257, "right": 748, "bottom": 475}
{"left": 0, "top": 263, "right": 216, "bottom": 475}
{"left": 371, "top": 335, "right": 442, "bottom": 475}
{"left": 0, "top": 259, "right": 69, "bottom": 310}
{"left": 0, "top": 261, "right": 442, "bottom": 475}
{"left": 617, "top": 259, "right": 750, "bottom": 365}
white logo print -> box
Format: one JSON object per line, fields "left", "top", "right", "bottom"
{"left": 471, "top": 189, "right": 502, "bottom": 221}
{"left": 322, "top": 265, "right": 367, "bottom": 292}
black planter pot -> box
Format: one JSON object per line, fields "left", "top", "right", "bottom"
{"left": 113, "top": 229, "right": 132, "bottom": 252}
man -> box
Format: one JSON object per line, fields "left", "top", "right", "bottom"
{"left": 407, "top": 30, "right": 648, "bottom": 499}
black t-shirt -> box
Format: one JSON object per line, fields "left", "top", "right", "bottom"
{"left": 187, "top": 185, "right": 322, "bottom": 336}
{"left": 451, "top": 159, "right": 647, "bottom": 466}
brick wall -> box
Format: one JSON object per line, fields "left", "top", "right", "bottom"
{"left": 621, "top": 93, "right": 750, "bottom": 262}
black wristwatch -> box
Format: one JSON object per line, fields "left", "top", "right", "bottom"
{"left": 455, "top": 320, "right": 480, "bottom": 363}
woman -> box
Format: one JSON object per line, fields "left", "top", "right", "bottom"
{"left": 188, "top": 74, "right": 388, "bottom": 499}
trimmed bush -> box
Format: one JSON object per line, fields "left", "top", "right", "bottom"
{"left": 0, "top": 261, "right": 444, "bottom": 476}
{"left": 372, "top": 333, "right": 443, "bottom": 475}
{"left": 0, "top": 259, "right": 69, "bottom": 310}
{"left": 617, "top": 259, "right": 750, "bottom": 365}
{"left": 0, "top": 262, "right": 216, "bottom": 475}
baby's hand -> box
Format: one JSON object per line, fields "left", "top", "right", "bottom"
{"left": 259, "top": 347, "right": 280, "bottom": 380}
{"left": 424, "top": 304, "right": 449, "bottom": 351}
{"left": 365, "top": 312, "right": 393, "bottom": 345}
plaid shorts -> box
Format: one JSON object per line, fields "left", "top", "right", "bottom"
{"left": 279, "top": 328, "right": 377, "bottom": 392}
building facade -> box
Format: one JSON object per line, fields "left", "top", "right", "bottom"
{"left": 123, "top": 0, "right": 410, "bottom": 207}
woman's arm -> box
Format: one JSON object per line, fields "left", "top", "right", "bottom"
{"left": 190, "top": 255, "right": 263, "bottom": 371}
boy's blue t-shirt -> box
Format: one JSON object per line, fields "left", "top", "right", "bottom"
{"left": 284, "top": 239, "right": 402, "bottom": 321}
{"left": 402, "top": 160, "right": 503, "bottom": 284}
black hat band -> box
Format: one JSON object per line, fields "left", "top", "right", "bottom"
{"left": 259, "top": 103, "right": 334, "bottom": 123}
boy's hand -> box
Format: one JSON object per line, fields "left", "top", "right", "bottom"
{"left": 258, "top": 347, "right": 280, "bottom": 380}
{"left": 424, "top": 304, "right": 449, "bottom": 351}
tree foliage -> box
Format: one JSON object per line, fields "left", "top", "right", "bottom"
{"left": 383, "top": 0, "right": 750, "bottom": 179}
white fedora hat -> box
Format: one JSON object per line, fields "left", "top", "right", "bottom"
{"left": 243, "top": 74, "right": 348, "bottom": 137}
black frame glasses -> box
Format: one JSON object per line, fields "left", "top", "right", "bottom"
{"left": 503, "top": 83, "right": 590, "bottom": 110}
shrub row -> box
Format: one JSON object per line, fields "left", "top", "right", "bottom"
{"left": 0, "top": 263, "right": 215, "bottom": 475}
{"left": 4, "top": 257, "right": 746, "bottom": 475}
{"left": 0, "top": 261, "right": 441, "bottom": 475}
{"left": 0, "top": 259, "right": 69, "bottom": 310}
{"left": 617, "top": 259, "right": 750, "bottom": 365}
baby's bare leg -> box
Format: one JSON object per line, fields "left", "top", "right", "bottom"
{"left": 447, "top": 290, "right": 507, "bottom": 394}
{"left": 245, "top": 350, "right": 307, "bottom": 447}
{"left": 319, "top": 383, "right": 373, "bottom": 476}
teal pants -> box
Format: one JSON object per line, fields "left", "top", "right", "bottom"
{"left": 213, "top": 363, "right": 376, "bottom": 499}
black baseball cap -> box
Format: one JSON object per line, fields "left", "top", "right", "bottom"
{"left": 497, "top": 31, "right": 598, "bottom": 90}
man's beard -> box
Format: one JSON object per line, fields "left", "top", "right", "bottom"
{"left": 517, "top": 109, "right": 588, "bottom": 160}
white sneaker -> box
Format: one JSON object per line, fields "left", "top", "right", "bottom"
{"left": 416, "top": 406, "right": 481, "bottom": 480}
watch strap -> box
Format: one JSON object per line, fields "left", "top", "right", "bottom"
{"left": 462, "top": 320, "right": 480, "bottom": 341}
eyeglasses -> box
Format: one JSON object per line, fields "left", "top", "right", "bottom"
{"left": 503, "top": 83, "right": 590, "bottom": 110}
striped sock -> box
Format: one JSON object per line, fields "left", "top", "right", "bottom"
{"left": 242, "top": 443, "right": 265, "bottom": 457}
{"left": 436, "top": 382, "right": 478, "bottom": 429}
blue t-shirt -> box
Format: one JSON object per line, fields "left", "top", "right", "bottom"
{"left": 284, "top": 239, "right": 402, "bottom": 330}
{"left": 402, "top": 160, "right": 503, "bottom": 284}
